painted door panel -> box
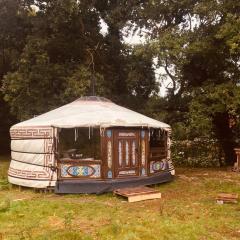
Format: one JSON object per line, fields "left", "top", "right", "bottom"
{"left": 114, "top": 130, "right": 140, "bottom": 177}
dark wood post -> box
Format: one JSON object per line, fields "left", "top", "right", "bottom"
{"left": 233, "top": 148, "right": 240, "bottom": 171}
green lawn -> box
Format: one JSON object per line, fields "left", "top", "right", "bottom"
{"left": 0, "top": 156, "right": 240, "bottom": 240}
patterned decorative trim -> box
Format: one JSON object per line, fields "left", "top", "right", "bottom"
{"left": 106, "top": 128, "right": 113, "bottom": 178}
{"left": 119, "top": 132, "right": 136, "bottom": 137}
{"left": 107, "top": 141, "right": 112, "bottom": 168}
{"left": 11, "top": 127, "right": 55, "bottom": 169}
{"left": 132, "top": 141, "right": 136, "bottom": 165}
{"left": 60, "top": 164, "right": 101, "bottom": 178}
{"left": 167, "top": 131, "right": 171, "bottom": 159}
{"left": 8, "top": 175, "right": 54, "bottom": 181}
{"left": 119, "top": 170, "right": 136, "bottom": 175}
{"left": 107, "top": 170, "right": 112, "bottom": 178}
{"left": 8, "top": 167, "right": 50, "bottom": 179}
{"left": 150, "top": 160, "right": 169, "bottom": 173}
{"left": 141, "top": 130, "right": 145, "bottom": 139}
{"left": 10, "top": 127, "right": 54, "bottom": 139}
{"left": 118, "top": 141, "right": 122, "bottom": 167}
{"left": 141, "top": 139, "right": 146, "bottom": 165}
{"left": 44, "top": 138, "right": 54, "bottom": 170}
{"left": 125, "top": 141, "right": 129, "bottom": 165}
{"left": 9, "top": 127, "right": 55, "bottom": 180}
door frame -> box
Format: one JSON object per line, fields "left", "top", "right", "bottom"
{"left": 113, "top": 128, "right": 141, "bottom": 178}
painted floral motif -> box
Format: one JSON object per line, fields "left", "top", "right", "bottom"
{"left": 107, "top": 141, "right": 112, "bottom": 168}
{"left": 93, "top": 165, "right": 101, "bottom": 177}
{"left": 150, "top": 160, "right": 168, "bottom": 173}
{"left": 118, "top": 141, "right": 122, "bottom": 166}
{"left": 141, "top": 168, "right": 146, "bottom": 176}
{"left": 141, "top": 140, "right": 146, "bottom": 165}
{"left": 107, "top": 170, "right": 112, "bottom": 178}
{"left": 152, "top": 162, "right": 163, "bottom": 171}
{"left": 62, "top": 165, "right": 68, "bottom": 176}
{"left": 61, "top": 164, "right": 101, "bottom": 178}
{"left": 167, "top": 134, "right": 171, "bottom": 159}
{"left": 132, "top": 141, "right": 136, "bottom": 165}
{"left": 126, "top": 141, "right": 129, "bottom": 165}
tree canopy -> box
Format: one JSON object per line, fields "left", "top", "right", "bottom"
{"left": 0, "top": 0, "right": 240, "bottom": 165}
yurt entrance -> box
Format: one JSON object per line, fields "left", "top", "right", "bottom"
{"left": 114, "top": 129, "right": 140, "bottom": 177}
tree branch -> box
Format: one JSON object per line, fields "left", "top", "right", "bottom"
{"left": 164, "top": 59, "right": 176, "bottom": 92}
{"left": 188, "top": 13, "right": 192, "bottom": 30}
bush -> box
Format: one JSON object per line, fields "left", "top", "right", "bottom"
{"left": 172, "top": 139, "right": 223, "bottom": 167}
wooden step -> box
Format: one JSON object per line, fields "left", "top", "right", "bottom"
{"left": 114, "top": 186, "right": 161, "bottom": 202}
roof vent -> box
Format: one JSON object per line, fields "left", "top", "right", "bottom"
{"left": 75, "top": 96, "right": 112, "bottom": 102}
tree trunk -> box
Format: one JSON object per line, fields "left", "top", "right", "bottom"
{"left": 213, "top": 112, "right": 236, "bottom": 166}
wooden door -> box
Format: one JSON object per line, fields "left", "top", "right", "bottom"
{"left": 114, "top": 130, "right": 140, "bottom": 177}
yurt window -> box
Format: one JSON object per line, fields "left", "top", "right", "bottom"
{"left": 149, "top": 129, "right": 167, "bottom": 159}
{"left": 58, "top": 128, "right": 100, "bottom": 160}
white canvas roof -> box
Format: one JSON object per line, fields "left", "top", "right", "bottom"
{"left": 11, "top": 96, "right": 170, "bottom": 130}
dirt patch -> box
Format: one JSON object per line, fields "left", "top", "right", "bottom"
{"left": 48, "top": 215, "right": 65, "bottom": 229}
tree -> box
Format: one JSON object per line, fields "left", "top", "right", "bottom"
{"left": 0, "top": 0, "right": 32, "bottom": 152}
{"left": 2, "top": 0, "right": 106, "bottom": 119}
{"left": 2, "top": 0, "right": 239, "bottom": 166}
{"left": 131, "top": 0, "right": 240, "bottom": 165}
{"left": 2, "top": 37, "right": 67, "bottom": 119}
{"left": 2, "top": 0, "right": 157, "bottom": 120}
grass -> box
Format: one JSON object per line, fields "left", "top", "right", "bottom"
{"left": 0, "top": 156, "right": 240, "bottom": 240}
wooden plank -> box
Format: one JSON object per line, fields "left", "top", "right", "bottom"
{"left": 217, "top": 199, "right": 238, "bottom": 203}
{"left": 217, "top": 199, "right": 238, "bottom": 204}
{"left": 216, "top": 196, "right": 238, "bottom": 200}
{"left": 216, "top": 193, "right": 238, "bottom": 204}
{"left": 116, "top": 189, "right": 157, "bottom": 197}
{"left": 217, "top": 193, "right": 238, "bottom": 199}
{"left": 114, "top": 186, "right": 157, "bottom": 196}
{"left": 114, "top": 186, "right": 161, "bottom": 202}
{"left": 115, "top": 186, "right": 153, "bottom": 192}
{"left": 128, "top": 192, "right": 161, "bottom": 203}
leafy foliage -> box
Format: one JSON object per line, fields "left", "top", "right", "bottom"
{"left": 0, "top": 0, "right": 240, "bottom": 165}
{"left": 138, "top": 0, "right": 240, "bottom": 165}
{"left": 172, "top": 140, "right": 223, "bottom": 167}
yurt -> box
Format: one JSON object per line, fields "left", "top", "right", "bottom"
{"left": 8, "top": 96, "right": 175, "bottom": 193}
